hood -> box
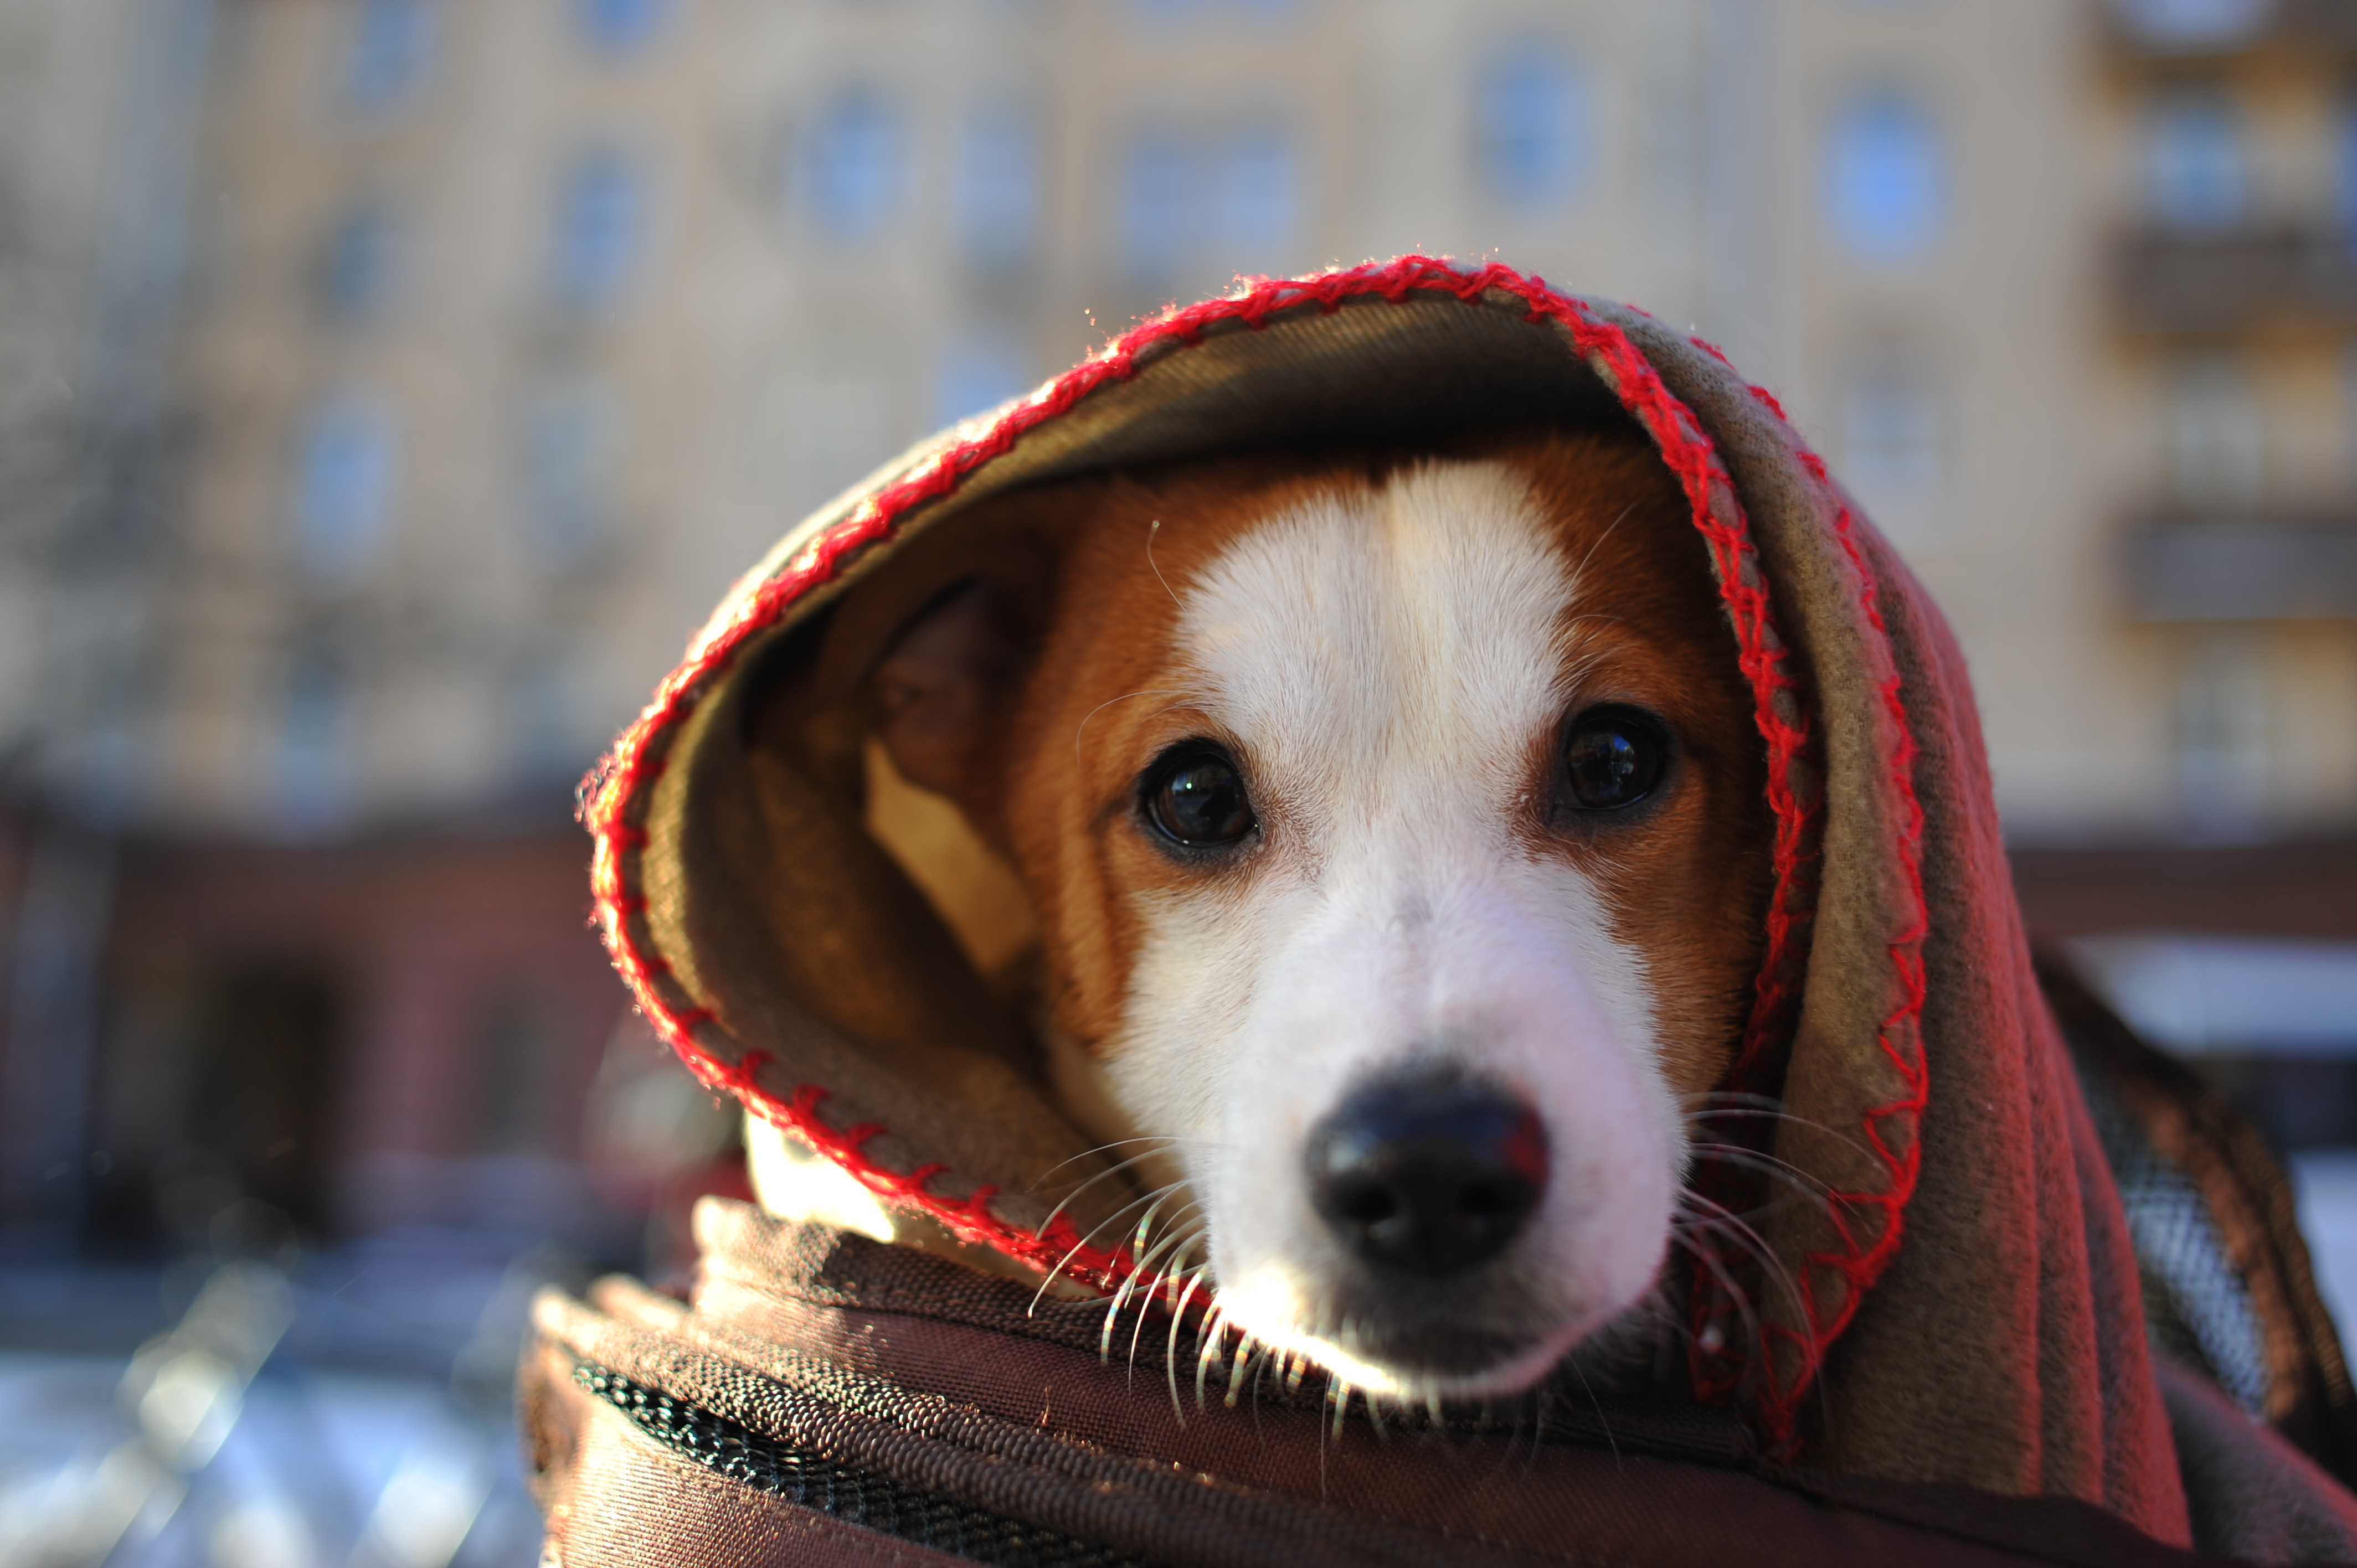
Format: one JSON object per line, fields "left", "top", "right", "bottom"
{"left": 584, "top": 257, "right": 2183, "bottom": 1534}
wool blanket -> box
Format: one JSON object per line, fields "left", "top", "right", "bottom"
{"left": 536, "top": 257, "right": 2357, "bottom": 1562}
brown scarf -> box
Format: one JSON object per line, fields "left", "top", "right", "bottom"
{"left": 549, "top": 258, "right": 2357, "bottom": 1560}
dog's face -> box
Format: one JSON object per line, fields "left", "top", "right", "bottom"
{"left": 867, "top": 431, "right": 1774, "bottom": 1398}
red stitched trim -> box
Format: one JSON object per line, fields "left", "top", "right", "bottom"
{"left": 1744, "top": 380, "right": 1795, "bottom": 426}
{"left": 1769, "top": 456, "right": 1929, "bottom": 1439}
{"left": 1684, "top": 420, "right": 1930, "bottom": 1452}
{"left": 1689, "top": 333, "right": 1736, "bottom": 368}
{"left": 578, "top": 255, "right": 1923, "bottom": 1448}
{"left": 743, "top": 1082, "right": 1134, "bottom": 1285}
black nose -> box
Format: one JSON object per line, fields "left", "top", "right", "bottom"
{"left": 1305, "top": 1071, "right": 1549, "bottom": 1279}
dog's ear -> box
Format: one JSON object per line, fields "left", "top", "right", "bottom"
{"left": 866, "top": 577, "right": 1028, "bottom": 819}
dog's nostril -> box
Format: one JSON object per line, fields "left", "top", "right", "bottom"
{"left": 1329, "top": 1179, "right": 1398, "bottom": 1226}
{"left": 1459, "top": 1179, "right": 1517, "bottom": 1218}
{"left": 1305, "top": 1071, "right": 1549, "bottom": 1280}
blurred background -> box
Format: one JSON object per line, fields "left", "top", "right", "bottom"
{"left": 3, "top": 0, "right": 2356, "bottom": 1562}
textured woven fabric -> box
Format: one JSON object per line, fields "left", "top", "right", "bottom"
{"left": 524, "top": 1203, "right": 2281, "bottom": 1567}
{"left": 2041, "top": 948, "right": 2357, "bottom": 1501}
{"left": 2083, "top": 1048, "right": 2276, "bottom": 1415}
{"left": 578, "top": 1365, "right": 1145, "bottom": 1568}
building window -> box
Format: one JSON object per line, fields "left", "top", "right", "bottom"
{"left": 1474, "top": 50, "right": 1589, "bottom": 208}
{"left": 1118, "top": 126, "right": 1299, "bottom": 286}
{"left": 1824, "top": 90, "right": 1947, "bottom": 263}
{"left": 345, "top": 0, "right": 434, "bottom": 112}
{"left": 2337, "top": 90, "right": 2357, "bottom": 235}
{"left": 549, "top": 147, "right": 647, "bottom": 310}
{"left": 2145, "top": 85, "right": 2248, "bottom": 233}
{"left": 2168, "top": 350, "right": 2264, "bottom": 510}
{"left": 2113, "top": 0, "right": 2271, "bottom": 51}
{"left": 575, "top": 0, "right": 671, "bottom": 54}
{"left": 274, "top": 652, "right": 355, "bottom": 834}
{"left": 1839, "top": 355, "right": 1944, "bottom": 539}
{"left": 290, "top": 394, "right": 396, "bottom": 583}
{"left": 801, "top": 90, "right": 908, "bottom": 241}
{"left": 521, "top": 380, "right": 621, "bottom": 568}
{"left": 932, "top": 333, "right": 1031, "bottom": 429}
{"left": 954, "top": 105, "right": 1039, "bottom": 269}
{"left": 1119, "top": 133, "right": 1194, "bottom": 284}
{"left": 2176, "top": 629, "right": 2270, "bottom": 839}
{"left": 316, "top": 199, "right": 397, "bottom": 323}
{"left": 508, "top": 644, "right": 585, "bottom": 783}
{"left": 1214, "top": 129, "right": 1298, "bottom": 258}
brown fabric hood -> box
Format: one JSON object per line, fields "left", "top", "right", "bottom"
{"left": 585, "top": 259, "right": 2181, "bottom": 1531}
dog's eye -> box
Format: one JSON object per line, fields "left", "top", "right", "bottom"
{"left": 1144, "top": 746, "right": 1257, "bottom": 848}
{"left": 1560, "top": 708, "right": 1667, "bottom": 812}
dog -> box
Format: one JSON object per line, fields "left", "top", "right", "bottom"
{"left": 750, "top": 426, "right": 1776, "bottom": 1403}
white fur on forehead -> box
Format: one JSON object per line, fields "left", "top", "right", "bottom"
{"left": 1176, "top": 461, "right": 1580, "bottom": 809}
{"left": 1102, "top": 460, "right": 1680, "bottom": 1395}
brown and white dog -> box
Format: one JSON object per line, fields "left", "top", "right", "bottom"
{"left": 755, "top": 429, "right": 1776, "bottom": 1403}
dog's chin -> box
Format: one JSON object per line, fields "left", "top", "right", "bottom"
{"left": 1214, "top": 1259, "right": 1642, "bottom": 1402}
{"left": 1313, "top": 1323, "right": 1599, "bottom": 1403}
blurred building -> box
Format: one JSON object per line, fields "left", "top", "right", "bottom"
{"left": 4, "top": 0, "right": 2356, "bottom": 1251}
{"left": 0, "top": 0, "right": 208, "bottom": 795}
{"left": 147, "top": 0, "right": 1722, "bottom": 833}
{"left": 138, "top": 0, "right": 2357, "bottom": 844}
{"left": 2040, "top": 0, "right": 2357, "bottom": 1157}
{"left": 2088, "top": 0, "right": 2357, "bottom": 843}
{"left": 0, "top": 0, "right": 217, "bottom": 1242}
